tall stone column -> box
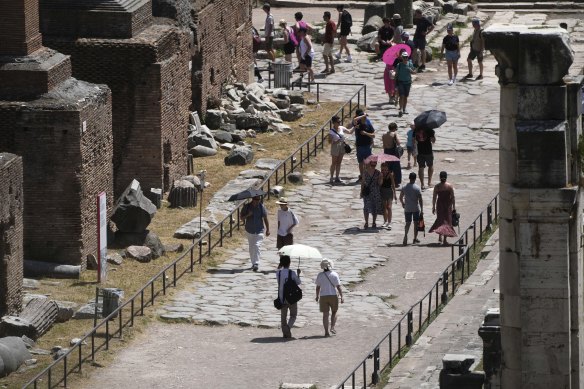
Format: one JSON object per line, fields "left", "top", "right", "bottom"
{"left": 484, "top": 25, "right": 583, "bottom": 388}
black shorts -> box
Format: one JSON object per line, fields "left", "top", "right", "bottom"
{"left": 276, "top": 233, "right": 294, "bottom": 249}
{"left": 265, "top": 36, "right": 274, "bottom": 50}
{"left": 301, "top": 56, "right": 313, "bottom": 68}
{"left": 467, "top": 49, "right": 483, "bottom": 62}
{"left": 340, "top": 27, "right": 351, "bottom": 37}
{"left": 413, "top": 36, "right": 426, "bottom": 50}
{"left": 417, "top": 153, "right": 434, "bottom": 168}
{"left": 283, "top": 41, "right": 296, "bottom": 55}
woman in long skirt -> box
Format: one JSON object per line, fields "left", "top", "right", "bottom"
{"left": 429, "top": 171, "right": 457, "bottom": 244}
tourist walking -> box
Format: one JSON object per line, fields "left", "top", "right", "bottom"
{"left": 315, "top": 259, "right": 344, "bottom": 337}
{"left": 382, "top": 122, "right": 402, "bottom": 186}
{"left": 400, "top": 172, "right": 423, "bottom": 245}
{"left": 322, "top": 11, "right": 336, "bottom": 74}
{"left": 335, "top": 5, "right": 352, "bottom": 62}
{"left": 415, "top": 125, "right": 436, "bottom": 190}
{"left": 276, "top": 197, "right": 299, "bottom": 249}
{"left": 241, "top": 196, "right": 270, "bottom": 271}
{"left": 298, "top": 28, "right": 315, "bottom": 83}
{"left": 293, "top": 12, "right": 311, "bottom": 68}
{"left": 405, "top": 124, "right": 417, "bottom": 169}
{"left": 280, "top": 19, "right": 297, "bottom": 65}
{"left": 263, "top": 4, "right": 275, "bottom": 62}
{"left": 413, "top": 9, "right": 434, "bottom": 71}
{"left": 429, "top": 171, "right": 457, "bottom": 245}
{"left": 329, "top": 115, "right": 354, "bottom": 183}
{"left": 361, "top": 158, "right": 382, "bottom": 229}
{"left": 252, "top": 26, "right": 264, "bottom": 83}
{"left": 395, "top": 51, "right": 415, "bottom": 117}
{"left": 352, "top": 109, "right": 375, "bottom": 181}
{"left": 440, "top": 24, "right": 460, "bottom": 85}
{"left": 380, "top": 162, "right": 397, "bottom": 229}
{"left": 465, "top": 18, "right": 485, "bottom": 80}
{"left": 277, "top": 255, "right": 301, "bottom": 338}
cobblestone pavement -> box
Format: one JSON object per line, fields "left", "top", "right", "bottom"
{"left": 385, "top": 231, "right": 500, "bottom": 389}
{"left": 82, "top": 10, "right": 583, "bottom": 389}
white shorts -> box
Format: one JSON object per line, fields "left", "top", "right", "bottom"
{"left": 323, "top": 43, "right": 334, "bottom": 56}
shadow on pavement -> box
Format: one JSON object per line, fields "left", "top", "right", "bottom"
{"left": 343, "top": 227, "right": 379, "bottom": 235}
{"left": 250, "top": 337, "right": 290, "bottom": 343}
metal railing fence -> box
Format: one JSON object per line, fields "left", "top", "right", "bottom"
{"left": 22, "top": 83, "right": 366, "bottom": 389}
{"left": 336, "top": 194, "right": 499, "bottom": 389}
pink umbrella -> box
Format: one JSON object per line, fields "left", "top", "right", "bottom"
{"left": 382, "top": 44, "right": 412, "bottom": 66}
{"left": 364, "top": 153, "right": 400, "bottom": 165}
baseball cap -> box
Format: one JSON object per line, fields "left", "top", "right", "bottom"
{"left": 472, "top": 18, "right": 480, "bottom": 25}
{"left": 401, "top": 51, "right": 409, "bottom": 57}
{"left": 447, "top": 23, "right": 453, "bottom": 30}
{"left": 393, "top": 13, "right": 401, "bottom": 19}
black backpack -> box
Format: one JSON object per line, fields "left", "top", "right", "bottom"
{"left": 342, "top": 11, "right": 352, "bottom": 27}
{"left": 283, "top": 269, "right": 303, "bottom": 304}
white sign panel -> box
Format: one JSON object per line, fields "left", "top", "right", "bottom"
{"left": 97, "top": 192, "right": 108, "bottom": 283}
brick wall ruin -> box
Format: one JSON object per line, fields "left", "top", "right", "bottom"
{"left": 0, "top": 154, "right": 24, "bottom": 316}
{"left": 40, "top": 0, "right": 191, "bottom": 196}
{"left": 0, "top": 0, "right": 115, "bottom": 269}
{"left": 153, "top": 0, "right": 253, "bottom": 113}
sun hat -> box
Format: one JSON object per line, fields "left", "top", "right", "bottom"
{"left": 393, "top": 13, "right": 401, "bottom": 19}
{"left": 275, "top": 197, "right": 288, "bottom": 205}
{"left": 320, "top": 258, "right": 334, "bottom": 270}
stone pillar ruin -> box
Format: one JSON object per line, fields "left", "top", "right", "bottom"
{"left": 0, "top": 154, "right": 24, "bottom": 317}
{"left": 39, "top": 0, "right": 192, "bottom": 196}
{"left": 484, "top": 25, "right": 584, "bottom": 388}
{"left": 0, "top": 0, "right": 114, "bottom": 269}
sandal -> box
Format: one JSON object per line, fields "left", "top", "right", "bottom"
{"left": 363, "top": 223, "right": 369, "bottom": 229}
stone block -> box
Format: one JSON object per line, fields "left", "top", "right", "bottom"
{"left": 189, "top": 145, "right": 218, "bottom": 158}
{"left": 500, "top": 326, "right": 522, "bottom": 370}
{"left": 357, "top": 32, "right": 379, "bottom": 52}
{"left": 454, "top": 3, "right": 469, "bottom": 15}
{"left": 520, "top": 295, "right": 569, "bottom": 333}
{"left": 364, "top": 2, "right": 389, "bottom": 21}
{"left": 517, "top": 86, "right": 567, "bottom": 121}
{"left": 443, "top": 1, "right": 457, "bottom": 14}
{"left": 515, "top": 121, "right": 567, "bottom": 188}
{"left": 111, "top": 180, "right": 157, "bottom": 233}
{"left": 224, "top": 147, "right": 254, "bottom": 166}
{"left": 362, "top": 16, "right": 384, "bottom": 35}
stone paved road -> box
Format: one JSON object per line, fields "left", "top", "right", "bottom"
{"left": 82, "top": 10, "right": 583, "bottom": 389}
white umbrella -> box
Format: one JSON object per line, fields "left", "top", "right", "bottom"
{"left": 277, "top": 244, "right": 322, "bottom": 270}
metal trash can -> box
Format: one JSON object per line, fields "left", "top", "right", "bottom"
{"left": 102, "top": 288, "right": 124, "bottom": 319}
{"left": 273, "top": 60, "right": 292, "bottom": 88}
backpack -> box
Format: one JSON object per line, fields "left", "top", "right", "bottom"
{"left": 342, "top": 11, "right": 352, "bottom": 27}
{"left": 283, "top": 269, "right": 302, "bottom": 304}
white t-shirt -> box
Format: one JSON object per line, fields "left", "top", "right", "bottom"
{"left": 315, "top": 271, "right": 341, "bottom": 296}
{"left": 329, "top": 126, "right": 349, "bottom": 143}
{"left": 277, "top": 269, "right": 301, "bottom": 302}
{"left": 277, "top": 209, "right": 299, "bottom": 236}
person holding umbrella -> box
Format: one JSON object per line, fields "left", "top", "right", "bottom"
{"left": 241, "top": 195, "right": 270, "bottom": 271}
{"left": 277, "top": 255, "right": 301, "bottom": 338}
{"left": 413, "top": 110, "right": 446, "bottom": 190}
{"left": 315, "top": 258, "right": 344, "bottom": 337}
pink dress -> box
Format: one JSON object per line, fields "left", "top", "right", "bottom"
{"left": 429, "top": 186, "right": 457, "bottom": 237}
{"left": 384, "top": 64, "right": 395, "bottom": 95}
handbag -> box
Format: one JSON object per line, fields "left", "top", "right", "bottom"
{"left": 389, "top": 69, "right": 396, "bottom": 80}
{"left": 344, "top": 143, "right": 352, "bottom": 154}
{"left": 452, "top": 209, "right": 460, "bottom": 229}
{"left": 274, "top": 271, "right": 283, "bottom": 310}
{"left": 417, "top": 214, "right": 426, "bottom": 236}
{"left": 396, "top": 145, "right": 404, "bottom": 158}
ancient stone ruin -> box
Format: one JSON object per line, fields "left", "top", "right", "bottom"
{"left": 39, "top": 0, "right": 192, "bottom": 196}
{"left": 485, "top": 25, "right": 584, "bottom": 387}
{"left": 0, "top": 154, "right": 24, "bottom": 317}
{"left": 0, "top": 0, "right": 114, "bottom": 269}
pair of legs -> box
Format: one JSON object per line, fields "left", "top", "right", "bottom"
{"left": 356, "top": 146, "right": 371, "bottom": 180}
{"left": 403, "top": 211, "right": 420, "bottom": 245}
{"left": 246, "top": 232, "right": 264, "bottom": 270}
{"left": 266, "top": 37, "right": 275, "bottom": 62}
{"left": 301, "top": 57, "right": 314, "bottom": 82}
{"left": 363, "top": 210, "right": 378, "bottom": 228}
{"left": 466, "top": 50, "right": 484, "bottom": 78}
{"left": 337, "top": 35, "right": 351, "bottom": 58}
{"left": 323, "top": 43, "right": 335, "bottom": 73}
{"left": 383, "top": 199, "right": 393, "bottom": 226}
{"left": 383, "top": 65, "right": 396, "bottom": 102}
{"left": 406, "top": 146, "right": 417, "bottom": 169}
{"left": 320, "top": 295, "right": 339, "bottom": 337}
{"left": 397, "top": 82, "right": 411, "bottom": 115}
{"left": 414, "top": 37, "right": 427, "bottom": 69}
{"left": 281, "top": 302, "right": 297, "bottom": 338}
{"left": 330, "top": 154, "right": 344, "bottom": 182}
{"left": 417, "top": 154, "right": 434, "bottom": 189}
{"left": 438, "top": 234, "right": 449, "bottom": 245}
{"left": 446, "top": 52, "right": 459, "bottom": 82}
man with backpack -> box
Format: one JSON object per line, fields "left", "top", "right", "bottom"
{"left": 465, "top": 18, "right": 485, "bottom": 80}
{"left": 335, "top": 5, "right": 352, "bottom": 63}
{"left": 276, "top": 255, "right": 302, "bottom": 338}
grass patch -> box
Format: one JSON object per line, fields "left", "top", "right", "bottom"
{"left": 1, "top": 98, "right": 346, "bottom": 389}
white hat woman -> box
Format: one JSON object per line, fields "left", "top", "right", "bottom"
{"left": 315, "top": 259, "right": 344, "bottom": 337}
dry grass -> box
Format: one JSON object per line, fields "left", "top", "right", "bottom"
{"left": 2, "top": 98, "right": 344, "bottom": 389}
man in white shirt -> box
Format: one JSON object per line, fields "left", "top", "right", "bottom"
{"left": 275, "top": 197, "right": 299, "bottom": 249}
{"left": 263, "top": 3, "right": 275, "bottom": 62}
{"left": 315, "top": 259, "right": 344, "bottom": 337}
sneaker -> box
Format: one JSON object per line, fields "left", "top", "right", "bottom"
{"left": 448, "top": 79, "right": 454, "bottom": 86}
{"left": 398, "top": 110, "right": 403, "bottom": 117}
{"left": 345, "top": 55, "right": 352, "bottom": 63}
{"left": 464, "top": 73, "right": 473, "bottom": 79}
{"left": 413, "top": 238, "right": 420, "bottom": 244}
{"left": 330, "top": 177, "right": 334, "bottom": 184}
{"left": 329, "top": 69, "right": 335, "bottom": 74}
{"left": 283, "top": 324, "right": 292, "bottom": 338}
{"left": 252, "top": 264, "right": 258, "bottom": 272}
{"left": 335, "top": 52, "right": 342, "bottom": 60}
{"left": 334, "top": 177, "right": 342, "bottom": 183}
{"left": 403, "top": 110, "right": 408, "bottom": 114}
{"left": 403, "top": 236, "right": 408, "bottom": 246}
{"left": 476, "top": 75, "right": 483, "bottom": 80}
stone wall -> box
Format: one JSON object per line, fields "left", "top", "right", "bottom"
{"left": 0, "top": 153, "right": 24, "bottom": 316}
{"left": 43, "top": 25, "right": 191, "bottom": 195}
{"left": 0, "top": 79, "right": 114, "bottom": 268}
{"left": 0, "top": 0, "right": 42, "bottom": 55}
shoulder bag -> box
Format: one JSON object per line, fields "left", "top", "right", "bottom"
{"left": 274, "top": 271, "right": 283, "bottom": 310}
{"left": 331, "top": 128, "right": 352, "bottom": 154}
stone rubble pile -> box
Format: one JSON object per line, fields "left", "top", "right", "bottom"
{"left": 187, "top": 82, "right": 306, "bottom": 164}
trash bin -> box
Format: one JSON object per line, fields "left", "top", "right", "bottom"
{"left": 102, "top": 288, "right": 124, "bottom": 319}
{"left": 273, "top": 60, "right": 292, "bottom": 88}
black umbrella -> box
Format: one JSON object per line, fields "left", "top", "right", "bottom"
{"left": 228, "top": 188, "right": 267, "bottom": 201}
{"left": 414, "top": 110, "right": 447, "bottom": 130}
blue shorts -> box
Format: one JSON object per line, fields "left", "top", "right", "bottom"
{"left": 397, "top": 82, "right": 411, "bottom": 97}
{"left": 405, "top": 211, "right": 420, "bottom": 224}
{"left": 356, "top": 145, "right": 372, "bottom": 163}
{"left": 445, "top": 50, "right": 460, "bottom": 62}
